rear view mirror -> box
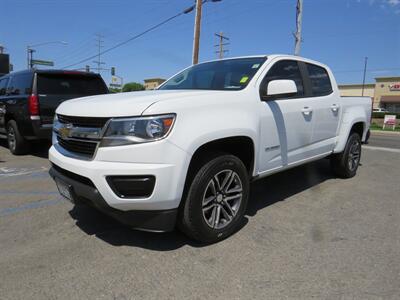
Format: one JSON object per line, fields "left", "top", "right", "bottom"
{"left": 267, "top": 79, "right": 297, "bottom": 97}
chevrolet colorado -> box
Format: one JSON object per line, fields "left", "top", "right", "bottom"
{"left": 49, "top": 55, "right": 371, "bottom": 243}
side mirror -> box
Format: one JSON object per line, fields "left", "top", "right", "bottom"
{"left": 264, "top": 79, "right": 297, "bottom": 98}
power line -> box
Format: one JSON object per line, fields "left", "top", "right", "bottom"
{"left": 61, "top": 5, "right": 195, "bottom": 69}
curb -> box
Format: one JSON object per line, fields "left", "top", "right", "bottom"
{"left": 370, "top": 130, "right": 400, "bottom": 136}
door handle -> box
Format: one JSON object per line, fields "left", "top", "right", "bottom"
{"left": 301, "top": 107, "right": 313, "bottom": 116}
{"left": 331, "top": 104, "right": 340, "bottom": 112}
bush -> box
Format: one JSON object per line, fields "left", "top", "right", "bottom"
{"left": 122, "top": 82, "right": 145, "bottom": 92}
{"left": 371, "top": 112, "right": 400, "bottom": 119}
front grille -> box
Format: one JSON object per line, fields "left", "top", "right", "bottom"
{"left": 58, "top": 114, "right": 109, "bottom": 128}
{"left": 57, "top": 135, "right": 98, "bottom": 157}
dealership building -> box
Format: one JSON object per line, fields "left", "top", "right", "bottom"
{"left": 338, "top": 76, "right": 400, "bottom": 112}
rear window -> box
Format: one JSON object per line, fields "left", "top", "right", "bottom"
{"left": 306, "top": 63, "right": 332, "bottom": 96}
{"left": 37, "top": 74, "right": 108, "bottom": 96}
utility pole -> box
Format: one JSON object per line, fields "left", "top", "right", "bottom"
{"left": 192, "top": 0, "right": 203, "bottom": 65}
{"left": 93, "top": 33, "right": 105, "bottom": 73}
{"left": 215, "top": 32, "right": 229, "bottom": 59}
{"left": 191, "top": 0, "right": 222, "bottom": 65}
{"left": 294, "top": 0, "right": 303, "bottom": 56}
{"left": 362, "top": 57, "right": 368, "bottom": 97}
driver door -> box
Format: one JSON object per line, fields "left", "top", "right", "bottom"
{"left": 257, "top": 59, "right": 315, "bottom": 173}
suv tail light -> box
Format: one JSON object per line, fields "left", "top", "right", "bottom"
{"left": 28, "top": 94, "right": 39, "bottom": 116}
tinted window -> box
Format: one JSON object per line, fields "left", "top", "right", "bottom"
{"left": 262, "top": 60, "right": 304, "bottom": 98}
{"left": 160, "top": 57, "right": 266, "bottom": 91}
{"left": 37, "top": 74, "right": 108, "bottom": 96}
{"left": 306, "top": 63, "right": 332, "bottom": 96}
{"left": 8, "top": 74, "right": 33, "bottom": 95}
{"left": 0, "top": 77, "right": 9, "bottom": 96}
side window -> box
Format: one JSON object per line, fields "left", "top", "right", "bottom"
{"left": 8, "top": 74, "right": 33, "bottom": 95}
{"left": 306, "top": 63, "right": 332, "bottom": 96}
{"left": 0, "top": 77, "right": 9, "bottom": 96}
{"left": 262, "top": 60, "right": 304, "bottom": 98}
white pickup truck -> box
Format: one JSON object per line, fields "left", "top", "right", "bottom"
{"left": 49, "top": 55, "right": 371, "bottom": 243}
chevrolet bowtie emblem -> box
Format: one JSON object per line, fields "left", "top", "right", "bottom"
{"left": 59, "top": 124, "right": 73, "bottom": 139}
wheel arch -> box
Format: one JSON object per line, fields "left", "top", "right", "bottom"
{"left": 179, "top": 135, "right": 256, "bottom": 207}
{"left": 334, "top": 120, "right": 366, "bottom": 153}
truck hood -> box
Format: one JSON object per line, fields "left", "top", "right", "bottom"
{"left": 56, "top": 90, "right": 223, "bottom": 117}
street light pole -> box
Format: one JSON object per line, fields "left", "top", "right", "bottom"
{"left": 362, "top": 57, "right": 368, "bottom": 97}
{"left": 27, "top": 47, "right": 36, "bottom": 69}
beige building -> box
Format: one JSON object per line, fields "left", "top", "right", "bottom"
{"left": 144, "top": 78, "right": 165, "bottom": 90}
{"left": 338, "top": 76, "right": 400, "bottom": 112}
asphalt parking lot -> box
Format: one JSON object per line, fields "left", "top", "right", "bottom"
{"left": 0, "top": 133, "right": 399, "bottom": 300}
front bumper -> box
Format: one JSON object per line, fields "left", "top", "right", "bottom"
{"left": 49, "top": 165, "right": 177, "bottom": 232}
{"left": 48, "top": 139, "right": 191, "bottom": 211}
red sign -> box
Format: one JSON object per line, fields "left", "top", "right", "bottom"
{"left": 389, "top": 83, "right": 400, "bottom": 91}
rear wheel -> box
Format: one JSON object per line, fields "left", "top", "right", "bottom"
{"left": 7, "top": 120, "right": 30, "bottom": 155}
{"left": 330, "top": 132, "right": 361, "bottom": 178}
{"left": 179, "top": 154, "right": 249, "bottom": 243}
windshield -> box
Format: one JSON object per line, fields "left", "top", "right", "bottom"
{"left": 159, "top": 57, "right": 266, "bottom": 91}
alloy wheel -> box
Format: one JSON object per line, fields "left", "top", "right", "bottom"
{"left": 202, "top": 169, "right": 243, "bottom": 230}
{"left": 348, "top": 139, "right": 361, "bottom": 171}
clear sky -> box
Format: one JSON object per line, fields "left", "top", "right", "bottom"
{"left": 1, "top": 0, "right": 399, "bottom": 85}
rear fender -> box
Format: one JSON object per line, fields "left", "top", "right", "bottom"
{"left": 334, "top": 108, "right": 367, "bottom": 153}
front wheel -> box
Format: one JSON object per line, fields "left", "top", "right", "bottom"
{"left": 330, "top": 132, "right": 362, "bottom": 178}
{"left": 179, "top": 154, "right": 249, "bottom": 243}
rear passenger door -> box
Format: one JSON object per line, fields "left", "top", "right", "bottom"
{"left": 303, "top": 63, "right": 339, "bottom": 154}
{"left": 5, "top": 73, "right": 33, "bottom": 123}
{"left": 0, "top": 77, "right": 8, "bottom": 133}
{"left": 0, "top": 76, "right": 10, "bottom": 130}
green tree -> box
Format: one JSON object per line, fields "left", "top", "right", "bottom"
{"left": 108, "top": 87, "right": 122, "bottom": 93}
{"left": 122, "top": 82, "right": 145, "bottom": 92}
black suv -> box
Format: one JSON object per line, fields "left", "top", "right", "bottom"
{"left": 0, "top": 69, "right": 108, "bottom": 154}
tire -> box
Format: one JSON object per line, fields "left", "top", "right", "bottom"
{"left": 330, "top": 132, "right": 361, "bottom": 178}
{"left": 7, "top": 120, "right": 30, "bottom": 155}
{"left": 179, "top": 154, "right": 249, "bottom": 243}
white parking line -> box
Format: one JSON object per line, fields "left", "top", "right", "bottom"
{"left": 0, "top": 167, "right": 48, "bottom": 177}
{"left": 363, "top": 145, "right": 400, "bottom": 153}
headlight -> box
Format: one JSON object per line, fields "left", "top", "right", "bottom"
{"left": 100, "top": 114, "right": 176, "bottom": 147}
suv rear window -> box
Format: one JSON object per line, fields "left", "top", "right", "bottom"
{"left": 37, "top": 74, "right": 108, "bottom": 96}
